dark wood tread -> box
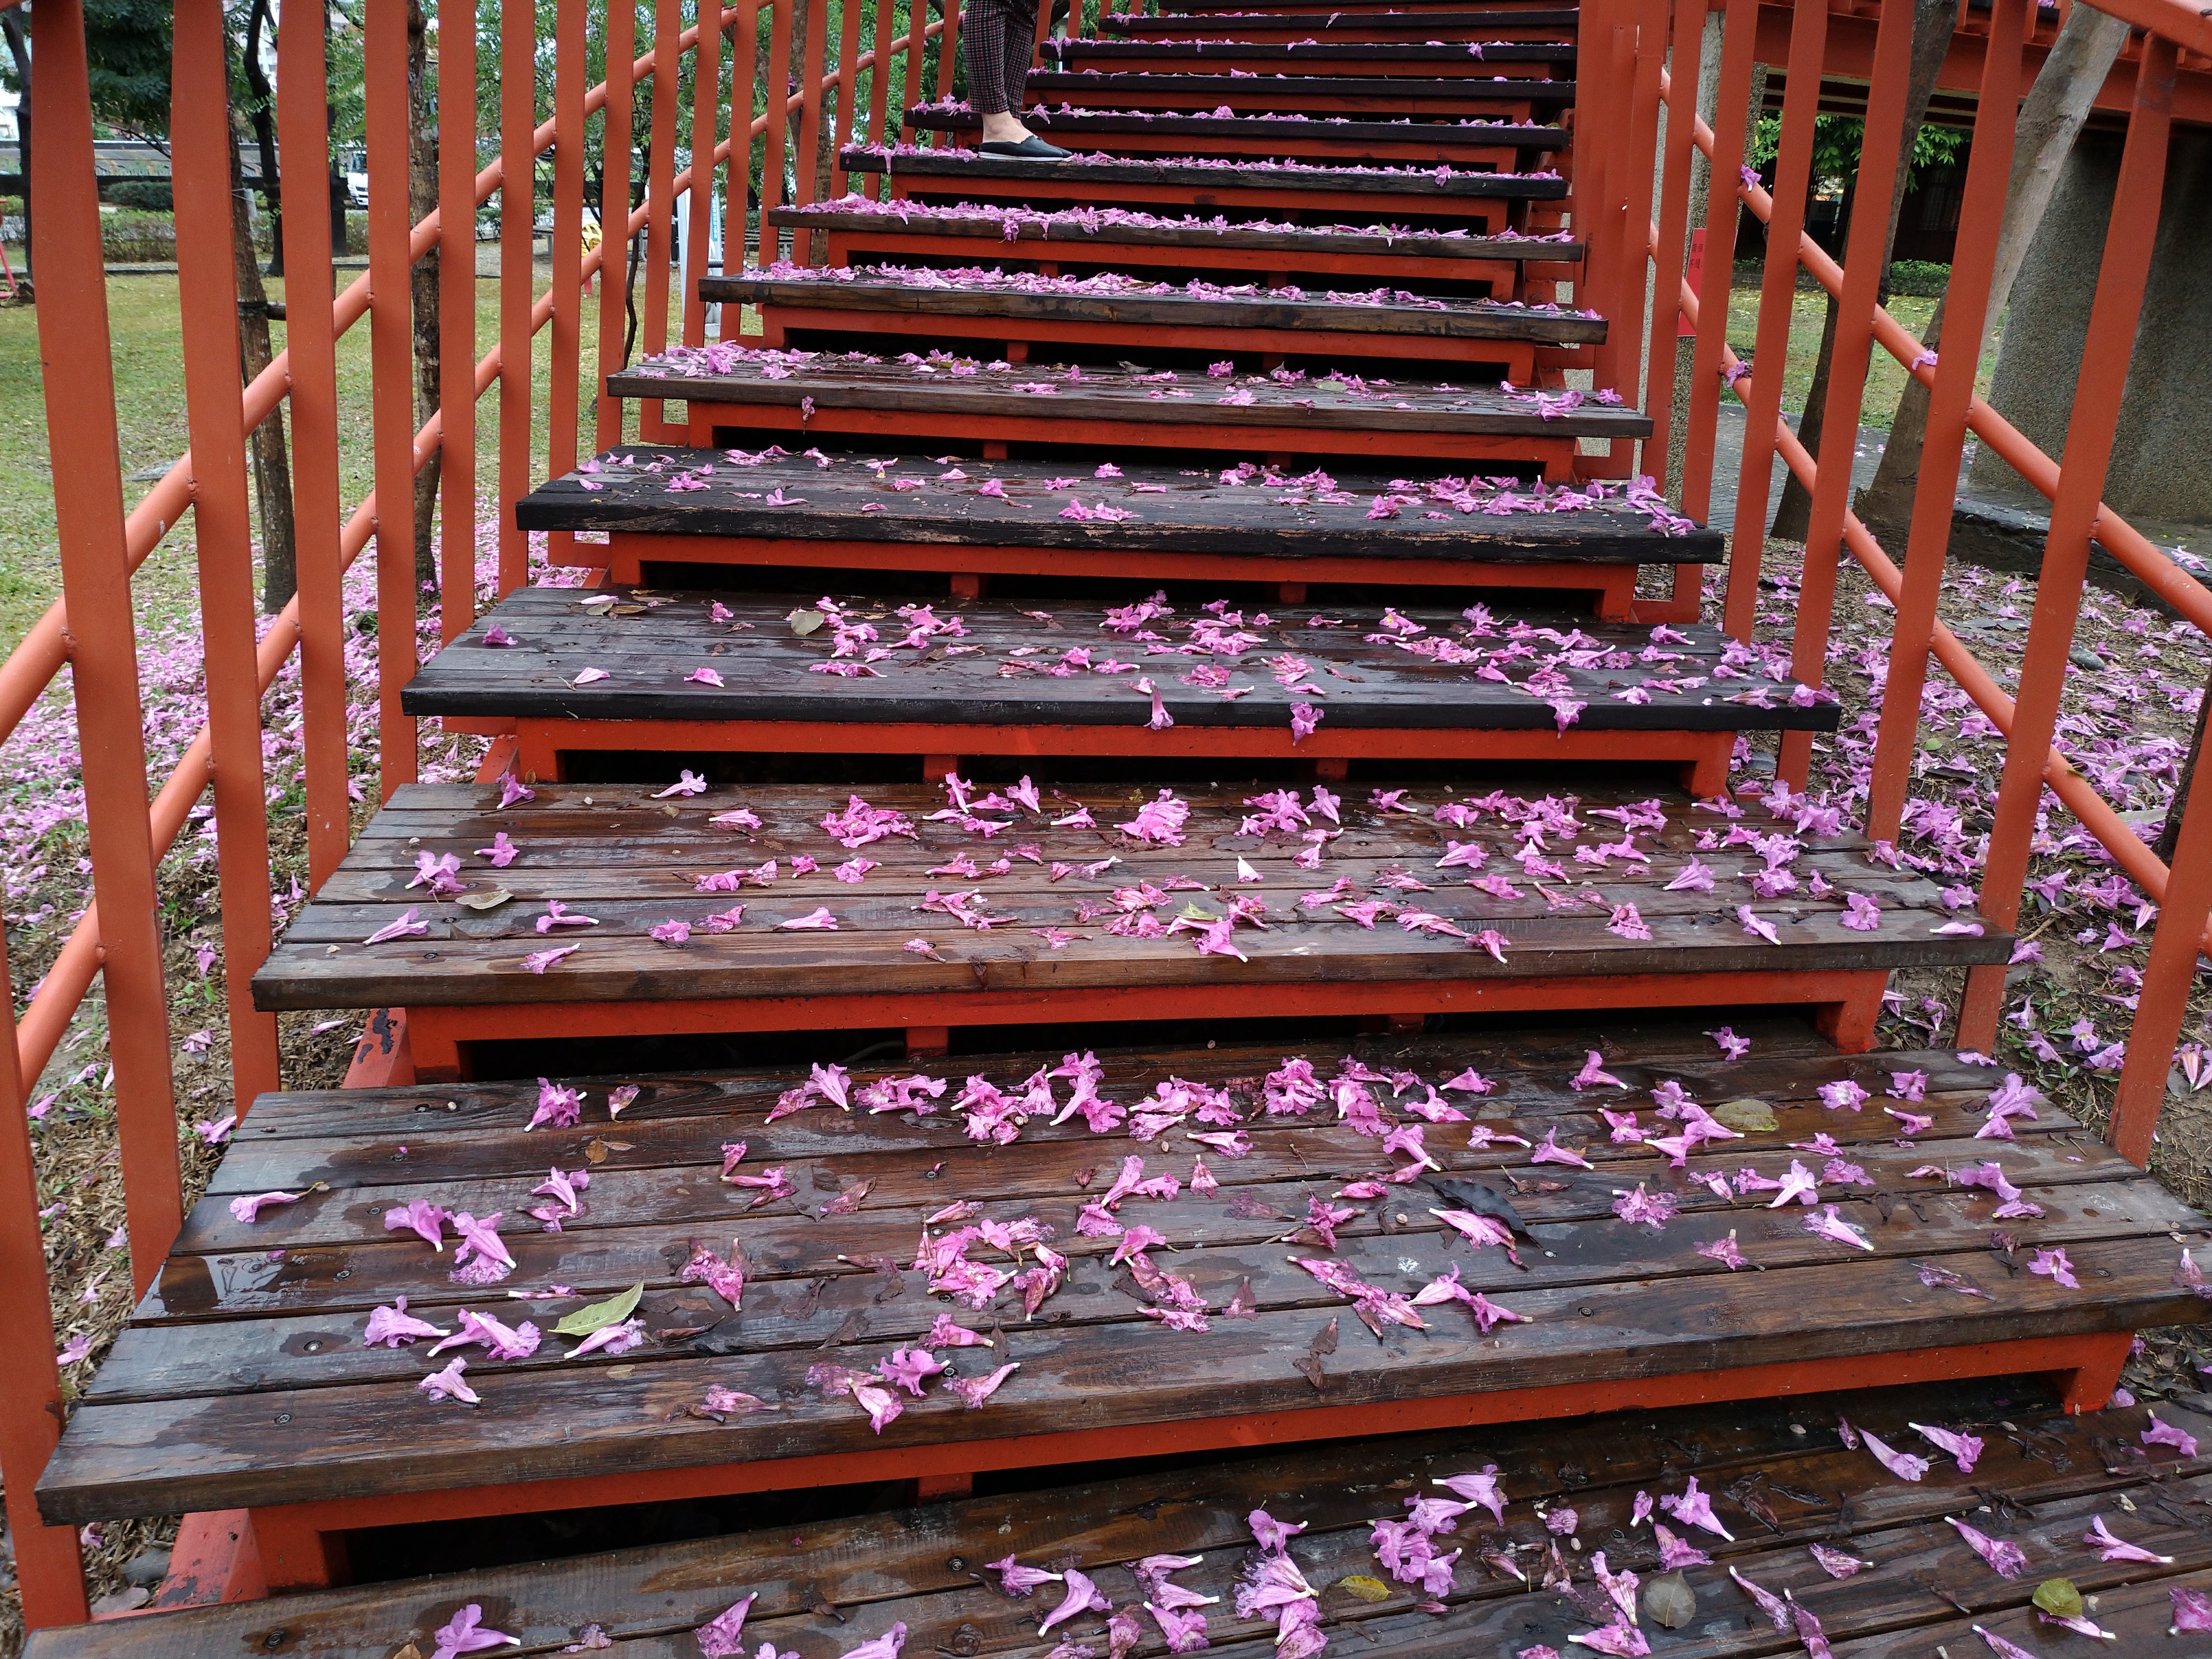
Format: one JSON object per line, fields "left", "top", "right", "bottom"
{"left": 34, "top": 1017, "right": 2199, "bottom": 1528}
{"left": 765, "top": 204, "right": 1585, "bottom": 265}
{"left": 1167, "top": 0, "right": 1576, "bottom": 11}
{"left": 39, "top": 1378, "right": 2212, "bottom": 1659}
{"left": 403, "top": 590, "right": 1825, "bottom": 737}
{"left": 1019, "top": 72, "right": 1577, "bottom": 101}
{"left": 609, "top": 354, "right": 1646, "bottom": 440}
{"left": 702, "top": 267, "right": 1607, "bottom": 346}
{"left": 902, "top": 109, "right": 1568, "bottom": 151}
{"left": 1043, "top": 38, "right": 1575, "bottom": 63}
{"left": 844, "top": 146, "right": 1571, "bottom": 200}
{"left": 515, "top": 449, "right": 1692, "bottom": 560}
{"left": 1103, "top": 8, "right": 1582, "bottom": 34}
{"left": 250, "top": 781, "right": 2006, "bottom": 1015}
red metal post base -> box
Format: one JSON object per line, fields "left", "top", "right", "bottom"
{"left": 232, "top": 1328, "right": 2134, "bottom": 1592}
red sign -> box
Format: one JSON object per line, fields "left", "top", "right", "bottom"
{"left": 1677, "top": 227, "right": 1706, "bottom": 337}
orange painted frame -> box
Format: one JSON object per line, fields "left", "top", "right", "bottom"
{"left": 490, "top": 717, "right": 1734, "bottom": 795}
{"left": 562, "top": 531, "right": 1646, "bottom": 618}
{"left": 235, "top": 1328, "right": 2129, "bottom": 1592}
{"left": 399, "top": 969, "right": 1889, "bottom": 1080}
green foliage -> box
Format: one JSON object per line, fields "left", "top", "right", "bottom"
{"left": 82, "top": 0, "right": 177, "bottom": 139}
{"left": 1748, "top": 114, "right": 1966, "bottom": 195}
{"left": 106, "top": 178, "right": 176, "bottom": 211}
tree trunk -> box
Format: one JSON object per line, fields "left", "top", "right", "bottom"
{"left": 2157, "top": 664, "right": 2211, "bottom": 866}
{"left": 1855, "top": 2, "right": 2131, "bottom": 540}
{"left": 3, "top": 7, "right": 31, "bottom": 297}
{"left": 232, "top": 109, "right": 298, "bottom": 612}
{"left": 242, "top": 0, "right": 283, "bottom": 278}
{"left": 408, "top": 0, "right": 441, "bottom": 588}
{"left": 1769, "top": 0, "right": 1958, "bottom": 541}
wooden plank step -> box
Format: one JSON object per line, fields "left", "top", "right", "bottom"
{"left": 1011, "top": 72, "right": 1575, "bottom": 116}
{"left": 517, "top": 448, "right": 1701, "bottom": 610}
{"left": 246, "top": 780, "right": 2008, "bottom": 1076}
{"left": 1166, "top": 0, "right": 1577, "bottom": 13}
{"left": 33, "top": 1376, "right": 2212, "bottom": 1657}
{"left": 1102, "top": 8, "right": 1582, "bottom": 40}
{"left": 710, "top": 267, "right": 1601, "bottom": 377}
{"left": 899, "top": 108, "right": 1561, "bottom": 168}
{"left": 39, "top": 1382, "right": 2212, "bottom": 1659}
{"left": 33, "top": 1019, "right": 2205, "bottom": 1542}
{"left": 609, "top": 354, "right": 1640, "bottom": 476}
{"left": 844, "top": 148, "right": 1566, "bottom": 229}
{"left": 404, "top": 589, "right": 1831, "bottom": 785}
{"left": 1041, "top": 38, "right": 1577, "bottom": 71}
{"left": 765, "top": 202, "right": 1583, "bottom": 269}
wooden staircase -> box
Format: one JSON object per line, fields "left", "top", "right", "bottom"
{"left": 31, "top": 3, "right": 2212, "bottom": 1649}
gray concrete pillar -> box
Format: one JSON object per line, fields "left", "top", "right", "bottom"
{"left": 1970, "top": 128, "right": 2212, "bottom": 523}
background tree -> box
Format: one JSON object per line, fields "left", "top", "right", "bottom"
{"left": 2, "top": 6, "right": 31, "bottom": 296}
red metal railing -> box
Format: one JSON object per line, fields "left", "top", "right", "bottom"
{"left": 1628, "top": 0, "right": 2212, "bottom": 1170}
{"left": 3, "top": 0, "right": 2210, "bottom": 1632}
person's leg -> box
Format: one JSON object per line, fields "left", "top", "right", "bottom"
{"left": 999, "top": 0, "right": 1040, "bottom": 133}
{"left": 962, "top": 0, "right": 1024, "bottom": 144}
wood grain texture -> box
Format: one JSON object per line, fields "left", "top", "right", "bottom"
{"left": 248, "top": 781, "right": 2008, "bottom": 1011}
{"left": 514, "top": 449, "right": 1679, "bottom": 562}
{"left": 1042, "top": 38, "right": 1576, "bottom": 64}
{"left": 703, "top": 274, "right": 1607, "bottom": 347}
{"left": 1101, "top": 9, "right": 1582, "bottom": 37}
{"left": 1014, "top": 72, "right": 1576, "bottom": 105}
{"left": 607, "top": 359, "right": 1646, "bottom": 440}
{"left": 841, "top": 149, "right": 1571, "bottom": 201}
{"left": 763, "top": 208, "right": 1587, "bottom": 266}
{"left": 399, "top": 590, "right": 1826, "bottom": 733}
{"left": 35, "top": 1017, "right": 2210, "bottom": 1523}
{"left": 29, "top": 1384, "right": 2212, "bottom": 1659}
{"left": 903, "top": 108, "right": 1568, "bottom": 152}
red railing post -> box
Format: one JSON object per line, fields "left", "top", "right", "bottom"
{"left": 277, "top": 0, "right": 352, "bottom": 884}
{"left": 1678, "top": 0, "right": 1755, "bottom": 529}
{"left": 796, "top": 0, "right": 831, "bottom": 208}
{"left": 0, "top": 874, "right": 82, "bottom": 1629}
{"left": 1863, "top": 3, "right": 2032, "bottom": 845}
{"left": 499, "top": 0, "right": 538, "bottom": 593}
{"left": 550, "top": 0, "right": 589, "bottom": 548}
{"left": 1960, "top": 36, "right": 2180, "bottom": 1052}
{"left": 1773, "top": 0, "right": 1917, "bottom": 791}
{"left": 27, "top": 0, "right": 182, "bottom": 1297}
{"left": 1722, "top": 0, "right": 1825, "bottom": 641}
{"left": 368, "top": 0, "right": 420, "bottom": 797}
{"left": 686, "top": 0, "right": 726, "bottom": 336}
{"left": 831, "top": 0, "right": 866, "bottom": 201}
{"left": 640, "top": 0, "right": 683, "bottom": 439}
{"left": 171, "top": 0, "right": 281, "bottom": 1111}
{"left": 597, "top": 0, "right": 640, "bottom": 441}
{"left": 440, "top": 0, "right": 481, "bottom": 642}
{"left": 2111, "top": 755, "right": 2212, "bottom": 1165}
{"left": 728, "top": 1, "right": 763, "bottom": 312}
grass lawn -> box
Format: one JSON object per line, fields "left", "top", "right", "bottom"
{"left": 0, "top": 261, "right": 684, "bottom": 656}
{"left": 1723, "top": 285, "right": 1996, "bottom": 428}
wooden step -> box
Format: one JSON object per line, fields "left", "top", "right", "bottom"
{"left": 1013, "top": 71, "right": 1574, "bottom": 117}
{"left": 844, "top": 147, "right": 1565, "bottom": 229}
{"left": 33, "top": 1019, "right": 2199, "bottom": 1552}
{"left": 1103, "top": 7, "right": 1581, "bottom": 41}
{"left": 607, "top": 354, "right": 1640, "bottom": 476}
{"left": 407, "top": 589, "right": 1824, "bottom": 785}
{"left": 1041, "top": 38, "right": 1576, "bottom": 74}
{"left": 518, "top": 448, "right": 1695, "bottom": 610}
{"left": 898, "top": 108, "right": 1564, "bottom": 168}
{"left": 765, "top": 201, "right": 1583, "bottom": 295}
{"left": 1167, "top": 0, "right": 1575, "bottom": 13}
{"left": 33, "top": 1376, "right": 2212, "bottom": 1655}
{"left": 249, "top": 780, "right": 2007, "bottom": 1077}
{"left": 706, "top": 266, "right": 1601, "bottom": 377}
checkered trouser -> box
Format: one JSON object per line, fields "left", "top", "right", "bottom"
{"left": 961, "top": 0, "right": 1040, "bottom": 116}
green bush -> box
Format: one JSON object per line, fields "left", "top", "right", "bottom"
{"left": 106, "top": 178, "right": 174, "bottom": 211}
{"left": 1886, "top": 259, "right": 1951, "bottom": 298}
{"left": 100, "top": 208, "right": 177, "bottom": 262}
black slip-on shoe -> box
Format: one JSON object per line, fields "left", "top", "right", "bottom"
{"left": 978, "top": 134, "right": 1073, "bottom": 161}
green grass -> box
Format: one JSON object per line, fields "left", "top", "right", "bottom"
{"left": 1723, "top": 285, "right": 1994, "bottom": 431}
{"left": 0, "top": 262, "right": 681, "bottom": 655}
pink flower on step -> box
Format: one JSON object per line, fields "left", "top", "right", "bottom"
{"left": 778, "top": 907, "right": 839, "bottom": 929}
{"left": 476, "top": 832, "right": 518, "bottom": 867}
{"left": 2143, "top": 1412, "right": 2199, "bottom": 1457}
{"left": 1660, "top": 1475, "right": 1733, "bottom": 1540}
{"left": 656, "top": 770, "right": 709, "bottom": 798}
{"left": 529, "top": 1079, "right": 583, "bottom": 1131}
{"left": 2027, "top": 1246, "right": 2078, "bottom": 1289}
{"left": 365, "top": 908, "right": 429, "bottom": 945}
{"left": 428, "top": 1602, "right": 512, "bottom": 1657}
{"left": 688, "top": 667, "right": 726, "bottom": 687}
{"left": 878, "top": 1348, "right": 946, "bottom": 1397}
{"left": 363, "top": 1297, "right": 450, "bottom": 1348}
{"left": 1531, "top": 1127, "right": 1593, "bottom": 1169}
{"left": 498, "top": 774, "right": 535, "bottom": 808}
{"left": 1289, "top": 703, "right": 1320, "bottom": 743}
{"left": 2084, "top": 1515, "right": 2170, "bottom": 1563}
{"left": 521, "top": 944, "right": 580, "bottom": 973}
{"left": 1946, "top": 1515, "right": 2027, "bottom": 1578}
{"left": 1910, "top": 1422, "right": 1983, "bottom": 1473}
{"left": 1571, "top": 1050, "right": 1624, "bottom": 1090}
{"left": 1737, "top": 905, "right": 1781, "bottom": 945}
{"left": 1039, "top": 1567, "right": 1111, "bottom": 1635}
{"left": 991, "top": 1554, "right": 1064, "bottom": 1596}
{"left": 695, "top": 1594, "right": 755, "bottom": 1657}
{"left": 418, "top": 1356, "right": 479, "bottom": 1405}
{"left": 947, "top": 1360, "right": 1020, "bottom": 1408}
{"left": 228, "top": 1190, "right": 303, "bottom": 1224}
